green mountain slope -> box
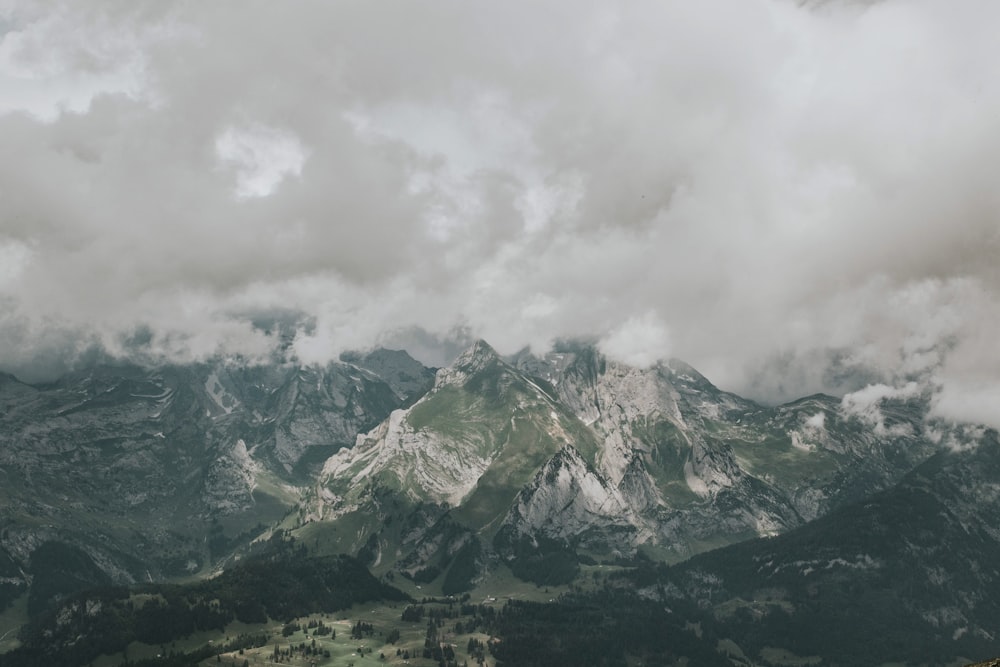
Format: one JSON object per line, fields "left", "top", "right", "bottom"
{"left": 0, "top": 351, "right": 431, "bottom": 626}
{"left": 632, "top": 428, "right": 1000, "bottom": 665}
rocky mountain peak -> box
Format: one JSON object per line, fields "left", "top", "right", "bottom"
{"left": 454, "top": 339, "right": 501, "bottom": 368}
{"left": 663, "top": 358, "right": 717, "bottom": 390}
{"left": 432, "top": 339, "right": 505, "bottom": 388}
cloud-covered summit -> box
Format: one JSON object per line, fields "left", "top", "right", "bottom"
{"left": 1, "top": 1, "right": 998, "bottom": 426}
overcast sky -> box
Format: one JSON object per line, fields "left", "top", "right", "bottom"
{"left": 1, "top": 0, "right": 998, "bottom": 425}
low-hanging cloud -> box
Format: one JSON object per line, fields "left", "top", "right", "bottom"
{"left": 1, "top": 0, "right": 999, "bottom": 427}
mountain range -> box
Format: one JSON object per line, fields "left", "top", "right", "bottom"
{"left": 309, "top": 339, "right": 944, "bottom": 588}
{"left": 1, "top": 338, "right": 996, "bottom": 664}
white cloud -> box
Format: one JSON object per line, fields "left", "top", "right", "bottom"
{"left": 0, "top": 2, "right": 162, "bottom": 120}
{"left": 0, "top": 238, "right": 32, "bottom": 291}
{"left": 842, "top": 382, "right": 921, "bottom": 412}
{"left": 0, "top": 0, "right": 998, "bottom": 431}
{"left": 841, "top": 382, "right": 923, "bottom": 436}
{"left": 804, "top": 412, "right": 825, "bottom": 431}
{"left": 215, "top": 124, "right": 306, "bottom": 199}
{"left": 932, "top": 382, "right": 1000, "bottom": 430}
{"left": 599, "top": 312, "right": 671, "bottom": 369}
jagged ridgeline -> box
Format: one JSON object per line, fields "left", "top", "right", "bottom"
{"left": 306, "top": 339, "right": 940, "bottom": 590}
{"left": 0, "top": 338, "right": 966, "bottom": 660}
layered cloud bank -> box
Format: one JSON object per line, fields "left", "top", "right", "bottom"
{"left": 1, "top": 1, "right": 998, "bottom": 425}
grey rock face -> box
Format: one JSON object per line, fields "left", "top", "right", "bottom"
{"left": 316, "top": 340, "right": 946, "bottom": 585}
{"left": 0, "top": 350, "right": 431, "bottom": 613}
